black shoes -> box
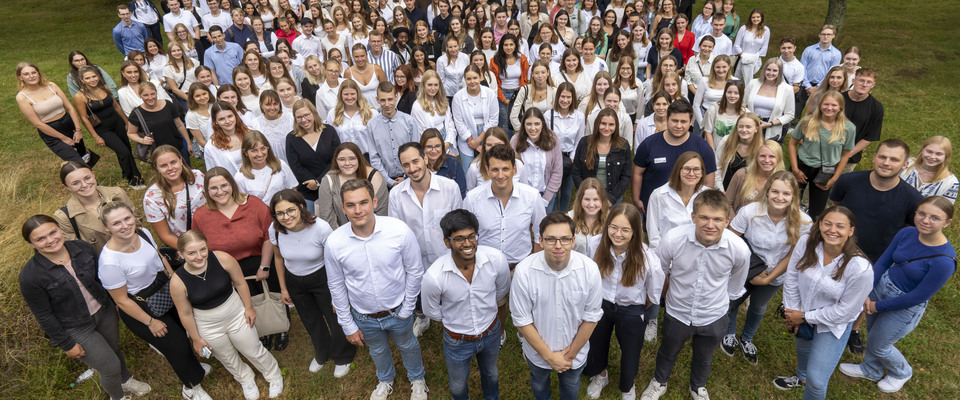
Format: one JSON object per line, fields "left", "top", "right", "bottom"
{"left": 847, "top": 330, "right": 864, "bottom": 354}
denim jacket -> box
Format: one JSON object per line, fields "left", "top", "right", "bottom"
{"left": 19, "top": 240, "right": 112, "bottom": 351}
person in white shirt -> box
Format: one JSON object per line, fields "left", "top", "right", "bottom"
{"left": 510, "top": 211, "right": 603, "bottom": 400}
{"left": 452, "top": 65, "right": 500, "bottom": 170}
{"left": 201, "top": 0, "right": 232, "bottom": 34}
{"left": 640, "top": 190, "right": 750, "bottom": 400}
{"left": 292, "top": 18, "right": 324, "bottom": 58}
{"left": 164, "top": 0, "right": 201, "bottom": 41}
{"left": 693, "top": 15, "right": 733, "bottom": 57}
{"left": 773, "top": 206, "right": 873, "bottom": 399}
{"left": 234, "top": 131, "right": 299, "bottom": 204}
{"left": 323, "top": 179, "right": 429, "bottom": 400}
{"left": 421, "top": 209, "right": 511, "bottom": 400}
{"left": 366, "top": 83, "right": 417, "bottom": 185}
{"left": 544, "top": 82, "right": 585, "bottom": 212}
{"left": 732, "top": 9, "right": 771, "bottom": 80}
{"left": 582, "top": 203, "right": 665, "bottom": 400}
{"left": 580, "top": 37, "right": 608, "bottom": 80}
{"left": 645, "top": 151, "right": 710, "bottom": 249}
{"left": 436, "top": 36, "right": 471, "bottom": 99}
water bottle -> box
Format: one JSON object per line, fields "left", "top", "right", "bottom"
{"left": 70, "top": 369, "right": 95, "bottom": 388}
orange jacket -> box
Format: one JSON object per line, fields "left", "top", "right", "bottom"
{"left": 489, "top": 55, "right": 529, "bottom": 103}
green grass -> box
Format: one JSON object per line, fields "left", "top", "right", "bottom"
{"left": 2, "top": 0, "right": 959, "bottom": 399}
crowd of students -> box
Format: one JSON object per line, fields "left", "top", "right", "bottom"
{"left": 15, "top": 0, "right": 959, "bottom": 399}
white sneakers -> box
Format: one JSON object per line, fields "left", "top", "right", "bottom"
{"left": 241, "top": 381, "right": 260, "bottom": 400}
{"left": 410, "top": 379, "right": 429, "bottom": 400}
{"left": 878, "top": 375, "right": 912, "bottom": 393}
{"left": 370, "top": 381, "right": 393, "bottom": 400}
{"left": 309, "top": 358, "right": 324, "bottom": 373}
{"left": 622, "top": 385, "right": 636, "bottom": 400}
{"left": 644, "top": 320, "right": 658, "bottom": 342}
{"left": 690, "top": 387, "right": 710, "bottom": 400}
{"left": 587, "top": 373, "right": 609, "bottom": 399}
{"left": 639, "top": 378, "right": 667, "bottom": 400}
{"left": 412, "top": 315, "right": 431, "bottom": 337}
{"left": 121, "top": 377, "right": 152, "bottom": 396}
{"left": 200, "top": 363, "right": 212, "bottom": 376}
{"left": 839, "top": 363, "right": 875, "bottom": 381}
{"left": 334, "top": 363, "right": 352, "bottom": 378}
{"left": 268, "top": 377, "right": 284, "bottom": 398}
{"left": 182, "top": 384, "right": 213, "bottom": 400}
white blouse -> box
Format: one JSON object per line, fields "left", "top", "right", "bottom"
{"left": 255, "top": 112, "right": 294, "bottom": 164}
{"left": 234, "top": 161, "right": 300, "bottom": 203}
{"left": 645, "top": 183, "right": 708, "bottom": 250}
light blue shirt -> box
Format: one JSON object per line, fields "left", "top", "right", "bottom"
{"left": 113, "top": 20, "right": 147, "bottom": 56}
{"left": 203, "top": 42, "right": 244, "bottom": 85}
{"left": 800, "top": 43, "right": 841, "bottom": 88}
{"left": 368, "top": 111, "right": 418, "bottom": 181}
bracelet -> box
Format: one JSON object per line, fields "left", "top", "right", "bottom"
{"left": 147, "top": 317, "right": 153, "bottom": 326}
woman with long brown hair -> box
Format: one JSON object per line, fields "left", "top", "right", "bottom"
{"left": 572, "top": 108, "right": 632, "bottom": 205}
{"left": 569, "top": 177, "right": 609, "bottom": 255}
{"left": 204, "top": 101, "right": 251, "bottom": 176}
{"left": 315, "top": 143, "right": 389, "bottom": 228}
{"left": 420, "top": 129, "right": 467, "bottom": 197}
{"left": 234, "top": 130, "right": 298, "bottom": 203}
{"left": 510, "top": 108, "right": 562, "bottom": 210}
{"left": 143, "top": 145, "right": 207, "bottom": 248}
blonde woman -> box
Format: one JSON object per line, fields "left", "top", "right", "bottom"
{"left": 725, "top": 139, "right": 785, "bottom": 212}
{"left": 163, "top": 42, "right": 200, "bottom": 113}
{"left": 412, "top": 70, "right": 456, "bottom": 150}
{"left": 327, "top": 79, "right": 379, "bottom": 157}
{"left": 568, "top": 177, "right": 609, "bottom": 255}
{"left": 744, "top": 57, "right": 795, "bottom": 141}
{"left": 692, "top": 54, "right": 732, "bottom": 126}
{"left": 900, "top": 136, "right": 957, "bottom": 203}
{"left": 287, "top": 99, "right": 341, "bottom": 211}
{"left": 714, "top": 113, "right": 763, "bottom": 190}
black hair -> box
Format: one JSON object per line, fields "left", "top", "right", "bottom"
{"left": 398, "top": 142, "right": 424, "bottom": 159}
{"left": 539, "top": 211, "right": 575, "bottom": 237}
{"left": 666, "top": 98, "right": 694, "bottom": 119}
{"left": 440, "top": 209, "right": 480, "bottom": 238}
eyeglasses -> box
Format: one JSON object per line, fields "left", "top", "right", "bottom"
{"left": 542, "top": 237, "right": 574, "bottom": 246}
{"left": 424, "top": 144, "right": 443, "bottom": 151}
{"left": 294, "top": 113, "right": 312, "bottom": 121}
{"left": 275, "top": 207, "right": 299, "bottom": 218}
{"left": 681, "top": 167, "right": 703, "bottom": 175}
{"left": 448, "top": 233, "right": 479, "bottom": 244}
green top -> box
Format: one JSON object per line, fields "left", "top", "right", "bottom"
{"left": 724, "top": 14, "right": 741, "bottom": 40}
{"left": 597, "top": 153, "right": 608, "bottom": 188}
{"left": 791, "top": 120, "right": 857, "bottom": 168}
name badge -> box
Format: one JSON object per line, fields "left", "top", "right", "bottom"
{"left": 654, "top": 157, "right": 667, "bottom": 164}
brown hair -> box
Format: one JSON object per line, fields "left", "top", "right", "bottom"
{"left": 269, "top": 189, "right": 317, "bottom": 234}
{"left": 150, "top": 145, "right": 196, "bottom": 217}
{"left": 585, "top": 109, "right": 628, "bottom": 170}
{"left": 239, "top": 130, "right": 283, "bottom": 179}
{"left": 419, "top": 128, "right": 447, "bottom": 171}
{"left": 209, "top": 101, "right": 250, "bottom": 150}
{"left": 594, "top": 203, "right": 647, "bottom": 287}
{"left": 668, "top": 151, "right": 706, "bottom": 192}
{"left": 202, "top": 167, "right": 248, "bottom": 211}
{"left": 571, "top": 178, "right": 609, "bottom": 236}
{"left": 796, "top": 206, "right": 866, "bottom": 280}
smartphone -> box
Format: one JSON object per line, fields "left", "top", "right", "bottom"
{"left": 201, "top": 346, "right": 212, "bottom": 358}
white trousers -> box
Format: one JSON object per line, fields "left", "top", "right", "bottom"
{"left": 193, "top": 292, "right": 282, "bottom": 385}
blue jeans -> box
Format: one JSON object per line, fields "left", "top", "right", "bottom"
{"left": 459, "top": 124, "right": 483, "bottom": 173}
{"left": 352, "top": 309, "right": 425, "bottom": 383}
{"left": 442, "top": 320, "right": 502, "bottom": 400}
{"left": 557, "top": 162, "right": 574, "bottom": 212}
{"left": 526, "top": 356, "right": 584, "bottom": 400}
{"left": 543, "top": 192, "right": 558, "bottom": 212}
{"left": 499, "top": 90, "right": 517, "bottom": 137}
{"left": 726, "top": 284, "right": 782, "bottom": 342}
{"left": 795, "top": 322, "right": 852, "bottom": 400}
{"left": 861, "top": 271, "right": 926, "bottom": 381}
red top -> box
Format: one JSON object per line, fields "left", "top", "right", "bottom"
{"left": 489, "top": 55, "right": 530, "bottom": 103}
{"left": 192, "top": 195, "right": 271, "bottom": 262}
{"left": 275, "top": 28, "right": 299, "bottom": 45}
{"left": 674, "top": 30, "right": 696, "bottom": 64}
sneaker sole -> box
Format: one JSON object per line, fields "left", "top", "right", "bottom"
{"left": 720, "top": 346, "right": 737, "bottom": 357}
{"left": 772, "top": 381, "right": 798, "bottom": 391}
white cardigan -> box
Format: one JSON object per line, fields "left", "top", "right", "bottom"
{"left": 451, "top": 86, "right": 499, "bottom": 155}
{"left": 743, "top": 79, "right": 796, "bottom": 140}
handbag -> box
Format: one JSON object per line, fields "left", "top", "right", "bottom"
{"left": 811, "top": 133, "right": 836, "bottom": 186}
{"left": 132, "top": 108, "right": 155, "bottom": 162}
{"left": 87, "top": 109, "right": 101, "bottom": 127}
{"left": 128, "top": 229, "right": 176, "bottom": 318}
{"left": 244, "top": 277, "right": 290, "bottom": 336}
{"left": 777, "top": 303, "right": 815, "bottom": 340}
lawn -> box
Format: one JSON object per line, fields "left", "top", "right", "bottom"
{"left": 1, "top": 0, "right": 958, "bottom": 399}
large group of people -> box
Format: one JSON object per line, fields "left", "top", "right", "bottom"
{"left": 15, "top": 0, "right": 959, "bottom": 400}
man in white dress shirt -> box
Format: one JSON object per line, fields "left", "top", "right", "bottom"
{"left": 511, "top": 212, "right": 603, "bottom": 400}
{"left": 640, "top": 190, "right": 750, "bottom": 400}
{"left": 292, "top": 18, "right": 324, "bottom": 58}
{"left": 694, "top": 15, "right": 734, "bottom": 57}
{"left": 422, "top": 209, "right": 511, "bottom": 400}
{"left": 324, "top": 179, "right": 429, "bottom": 400}
{"left": 389, "top": 142, "right": 463, "bottom": 337}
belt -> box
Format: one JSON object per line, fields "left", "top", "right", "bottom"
{"left": 562, "top": 151, "right": 571, "bottom": 158}
{"left": 366, "top": 305, "right": 400, "bottom": 319}
{"left": 508, "top": 262, "right": 518, "bottom": 271}
{"left": 444, "top": 318, "right": 499, "bottom": 342}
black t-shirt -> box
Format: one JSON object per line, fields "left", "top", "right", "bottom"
{"left": 829, "top": 170, "right": 922, "bottom": 262}
{"left": 842, "top": 92, "right": 884, "bottom": 163}
{"left": 129, "top": 102, "right": 184, "bottom": 150}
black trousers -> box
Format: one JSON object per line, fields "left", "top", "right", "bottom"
{"left": 41, "top": 114, "right": 87, "bottom": 162}
{"left": 797, "top": 160, "right": 832, "bottom": 219}
{"left": 118, "top": 305, "right": 205, "bottom": 387}
{"left": 584, "top": 301, "right": 647, "bottom": 392}
{"left": 95, "top": 109, "right": 143, "bottom": 185}
{"left": 238, "top": 256, "right": 280, "bottom": 296}
{"left": 654, "top": 312, "right": 728, "bottom": 391}
{"left": 285, "top": 268, "right": 357, "bottom": 365}
{"left": 145, "top": 23, "right": 164, "bottom": 47}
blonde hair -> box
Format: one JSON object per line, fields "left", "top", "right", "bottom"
{"left": 291, "top": 99, "right": 326, "bottom": 136}
{"left": 415, "top": 70, "right": 450, "bottom": 115}
{"left": 583, "top": 71, "right": 613, "bottom": 116}
{"left": 754, "top": 170, "right": 809, "bottom": 245}
{"left": 737, "top": 139, "right": 784, "bottom": 205}
{"left": 914, "top": 136, "right": 953, "bottom": 182}
{"left": 800, "top": 90, "right": 849, "bottom": 144}
{"left": 16, "top": 62, "right": 50, "bottom": 91}
{"left": 718, "top": 113, "right": 763, "bottom": 169}
{"left": 333, "top": 80, "right": 375, "bottom": 125}
{"left": 572, "top": 178, "right": 609, "bottom": 236}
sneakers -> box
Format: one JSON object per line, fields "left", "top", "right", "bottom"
{"left": 839, "top": 363, "right": 875, "bottom": 381}
{"left": 500, "top": 330, "right": 506, "bottom": 348}
{"left": 878, "top": 374, "right": 911, "bottom": 393}
{"left": 410, "top": 379, "right": 429, "bottom": 400}
{"left": 773, "top": 376, "right": 803, "bottom": 391}
{"left": 720, "top": 334, "right": 738, "bottom": 356}
{"left": 740, "top": 339, "right": 758, "bottom": 364}
{"left": 309, "top": 358, "right": 324, "bottom": 373}
{"left": 273, "top": 332, "right": 290, "bottom": 351}
{"left": 586, "top": 373, "right": 609, "bottom": 399}
{"left": 690, "top": 387, "right": 710, "bottom": 400}
{"left": 412, "top": 315, "right": 430, "bottom": 337}
{"left": 241, "top": 381, "right": 260, "bottom": 400}
{"left": 370, "top": 381, "right": 393, "bottom": 400}
{"left": 200, "top": 363, "right": 212, "bottom": 376}
{"left": 268, "top": 377, "right": 284, "bottom": 398}
{"left": 334, "top": 363, "right": 352, "bottom": 378}
{"left": 121, "top": 377, "right": 152, "bottom": 396}
{"left": 182, "top": 384, "right": 213, "bottom": 400}
{"left": 644, "top": 320, "right": 658, "bottom": 342}
{"left": 622, "top": 385, "right": 636, "bottom": 400}
{"left": 639, "top": 378, "right": 667, "bottom": 400}
{"left": 847, "top": 330, "right": 864, "bottom": 354}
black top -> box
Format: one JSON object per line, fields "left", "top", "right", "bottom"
{"left": 286, "top": 125, "right": 342, "bottom": 200}
{"left": 572, "top": 137, "right": 634, "bottom": 201}
{"left": 842, "top": 92, "right": 884, "bottom": 163}
{"left": 129, "top": 102, "right": 184, "bottom": 150}
{"left": 87, "top": 92, "right": 116, "bottom": 115}
{"left": 176, "top": 252, "right": 233, "bottom": 310}
{"left": 19, "top": 240, "right": 111, "bottom": 351}
{"left": 301, "top": 77, "right": 320, "bottom": 108}
{"left": 398, "top": 88, "right": 418, "bottom": 115}
{"left": 722, "top": 152, "right": 747, "bottom": 189}
{"left": 647, "top": 47, "right": 686, "bottom": 74}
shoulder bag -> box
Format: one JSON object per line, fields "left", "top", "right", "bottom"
{"left": 128, "top": 230, "right": 175, "bottom": 318}
{"left": 132, "top": 108, "right": 156, "bottom": 162}
{"left": 244, "top": 276, "right": 290, "bottom": 336}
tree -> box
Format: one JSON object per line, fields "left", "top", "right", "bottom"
{"left": 825, "top": 0, "right": 847, "bottom": 30}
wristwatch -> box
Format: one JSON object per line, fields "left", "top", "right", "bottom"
{"left": 260, "top": 265, "right": 271, "bottom": 272}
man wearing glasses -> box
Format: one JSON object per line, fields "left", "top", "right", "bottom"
{"left": 510, "top": 212, "right": 603, "bottom": 400}
{"left": 421, "top": 209, "right": 511, "bottom": 400}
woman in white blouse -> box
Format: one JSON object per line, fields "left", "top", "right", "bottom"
{"left": 162, "top": 42, "right": 199, "bottom": 112}
{"left": 646, "top": 151, "right": 709, "bottom": 250}
{"left": 117, "top": 60, "right": 172, "bottom": 118}
{"left": 327, "top": 79, "right": 379, "bottom": 157}
{"left": 143, "top": 39, "right": 169, "bottom": 83}
{"left": 775, "top": 206, "right": 873, "bottom": 399}
{"left": 412, "top": 70, "right": 456, "bottom": 150}
{"left": 568, "top": 178, "right": 608, "bottom": 255}
{"left": 692, "top": 54, "right": 732, "bottom": 127}
{"left": 634, "top": 90, "right": 670, "bottom": 145}
{"left": 184, "top": 82, "right": 214, "bottom": 155}
{"left": 900, "top": 136, "right": 958, "bottom": 203}
{"left": 452, "top": 65, "right": 500, "bottom": 170}
{"left": 554, "top": 48, "right": 592, "bottom": 101}
{"left": 243, "top": 51, "right": 269, "bottom": 89}
{"left": 510, "top": 108, "right": 563, "bottom": 210}
{"left": 204, "top": 101, "right": 250, "bottom": 176}
{"left": 733, "top": 9, "right": 770, "bottom": 80}
{"left": 510, "top": 60, "right": 557, "bottom": 132}
{"left": 253, "top": 90, "right": 294, "bottom": 164}
{"left": 545, "top": 82, "right": 585, "bottom": 211}
{"left": 235, "top": 131, "right": 299, "bottom": 204}
{"left": 684, "top": 36, "right": 714, "bottom": 96}
{"left": 613, "top": 57, "right": 645, "bottom": 123}
{"left": 314, "top": 59, "right": 344, "bottom": 119}
{"left": 741, "top": 60, "right": 792, "bottom": 140}
{"left": 436, "top": 36, "right": 471, "bottom": 101}
{"left": 583, "top": 202, "right": 665, "bottom": 400}
{"left": 233, "top": 67, "right": 261, "bottom": 114}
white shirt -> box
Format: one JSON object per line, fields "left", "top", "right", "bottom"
{"left": 255, "top": 113, "right": 294, "bottom": 164}
{"left": 315, "top": 79, "right": 344, "bottom": 119}
{"left": 324, "top": 216, "right": 424, "bottom": 335}
{"left": 645, "top": 184, "right": 708, "bottom": 249}
{"left": 269, "top": 219, "right": 334, "bottom": 276}
{"left": 465, "top": 158, "right": 528, "bottom": 191}
{"left": 234, "top": 162, "right": 299, "bottom": 204}
{"left": 656, "top": 224, "right": 750, "bottom": 326}
{"left": 733, "top": 26, "right": 771, "bottom": 57}
{"left": 544, "top": 109, "right": 586, "bottom": 155}
{"left": 464, "top": 181, "right": 547, "bottom": 263}
{"left": 142, "top": 170, "right": 206, "bottom": 237}
{"left": 684, "top": 53, "right": 714, "bottom": 89}
{"left": 436, "top": 52, "right": 471, "bottom": 96}
{"left": 581, "top": 58, "right": 608, "bottom": 79}
{"left": 780, "top": 57, "right": 806, "bottom": 86}
{"left": 553, "top": 70, "right": 592, "bottom": 101}
{"left": 98, "top": 229, "right": 163, "bottom": 294}
{"left": 586, "top": 236, "right": 666, "bottom": 307}
{"left": 422, "top": 246, "right": 511, "bottom": 335}
{"left": 162, "top": 61, "right": 199, "bottom": 92}
{"left": 510, "top": 250, "right": 603, "bottom": 370}
{"left": 132, "top": 0, "right": 159, "bottom": 25}
{"left": 388, "top": 172, "right": 464, "bottom": 268}
{"left": 695, "top": 33, "right": 734, "bottom": 57}
{"left": 328, "top": 108, "right": 379, "bottom": 156}
{"left": 292, "top": 33, "right": 324, "bottom": 58}
{"left": 634, "top": 113, "right": 659, "bottom": 146}
{"left": 519, "top": 140, "right": 547, "bottom": 192}
{"left": 163, "top": 10, "right": 199, "bottom": 33}
{"left": 203, "top": 142, "right": 242, "bottom": 176}
{"left": 783, "top": 237, "right": 874, "bottom": 338}
{"left": 730, "top": 202, "right": 813, "bottom": 286}
{"left": 200, "top": 11, "right": 231, "bottom": 32}
{"left": 586, "top": 105, "right": 634, "bottom": 149}
{"left": 693, "top": 81, "right": 725, "bottom": 125}
{"left": 451, "top": 86, "right": 499, "bottom": 155}
{"left": 618, "top": 80, "right": 646, "bottom": 116}
{"left": 117, "top": 82, "right": 172, "bottom": 117}
{"left": 412, "top": 101, "right": 455, "bottom": 142}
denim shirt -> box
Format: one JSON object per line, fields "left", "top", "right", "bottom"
{"left": 19, "top": 240, "right": 112, "bottom": 351}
